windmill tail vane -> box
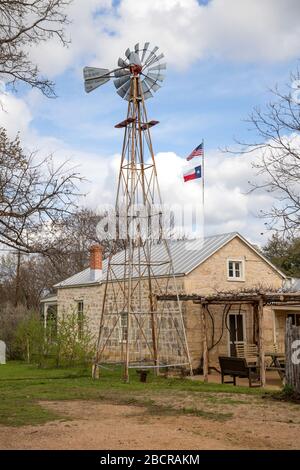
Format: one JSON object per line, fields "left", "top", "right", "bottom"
{"left": 83, "top": 43, "right": 193, "bottom": 382}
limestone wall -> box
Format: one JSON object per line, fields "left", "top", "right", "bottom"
{"left": 57, "top": 236, "right": 284, "bottom": 369}
{"left": 57, "top": 276, "right": 189, "bottom": 366}
{"left": 184, "top": 237, "right": 283, "bottom": 295}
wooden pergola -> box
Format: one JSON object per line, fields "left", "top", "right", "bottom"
{"left": 157, "top": 292, "right": 300, "bottom": 387}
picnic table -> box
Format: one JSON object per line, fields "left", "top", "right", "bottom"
{"left": 265, "top": 351, "right": 285, "bottom": 380}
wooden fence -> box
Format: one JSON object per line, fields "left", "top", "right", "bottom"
{"left": 285, "top": 318, "right": 300, "bottom": 395}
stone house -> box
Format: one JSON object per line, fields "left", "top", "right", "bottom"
{"left": 42, "top": 231, "right": 300, "bottom": 368}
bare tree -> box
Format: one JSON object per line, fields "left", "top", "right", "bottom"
{"left": 0, "top": 208, "right": 112, "bottom": 309}
{"left": 44, "top": 207, "right": 123, "bottom": 277}
{"left": 233, "top": 68, "right": 300, "bottom": 236}
{"left": 0, "top": 127, "right": 81, "bottom": 252}
{"left": 0, "top": 0, "right": 70, "bottom": 97}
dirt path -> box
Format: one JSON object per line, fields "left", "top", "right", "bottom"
{"left": 0, "top": 398, "right": 299, "bottom": 450}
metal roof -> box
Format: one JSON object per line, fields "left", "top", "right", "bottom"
{"left": 55, "top": 232, "right": 236, "bottom": 288}
{"left": 55, "top": 231, "right": 285, "bottom": 288}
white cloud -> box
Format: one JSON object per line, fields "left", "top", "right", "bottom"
{"left": 3, "top": 1, "right": 299, "bottom": 246}
{"left": 27, "top": 0, "right": 300, "bottom": 79}
{"left": 0, "top": 92, "right": 32, "bottom": 138}
{"left": 0, "top": 87, "right": 275, "bottom": 244}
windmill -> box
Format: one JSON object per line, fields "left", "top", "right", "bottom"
{"left": 83, "top": 43, "right": 192, "bottom": 382}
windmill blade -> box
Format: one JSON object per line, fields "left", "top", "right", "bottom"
{"left": 125, "top": 48, "right": 131, "bottom": 59}
{"left": 143, "top": 89, "right": 153, "bottom": 100}
{"left": 113, "top": 43, "right": 166, "bottom": 100}
{"left": 143, "top": 76, "right": 156, "bottom": 88}
{"left": 117, "top": 80, "right": 132, "bottom": 99}
{"left": 151, "top": 82, "right": 161, "bottom": 92}
{"left": 118, "top": 57, "right": 129, "bottom": 68}
{"left": 134, "top": 43, "right": 140, "bottom": 55}
{"left": 144, "top": 77, "right": 161, "bottom": 93}
{"left": 144, "top": 46, "right": 159, "bottom": 66}
{"left": 124, "top": 84, "right": 132, "bottom": 101}
{"left": 114, "top": 69, "right": 130, "bottom": 78}
{"left": 128, "top": 51, "right": 142, "bottom": 66}
{"left": 147, "top": 71, "right": 165, "bottom": 82}
{"left": 83, "top": 67, "right": 110, "bottom": 80}
{"left": 146, "top": 52, "right": 164, "bottom": 69}
{"left": 141, "top": 42, "right": 150, "bottom": 62}
{"left": 141, "top": 79, "right": 152, "bottom": 94}
{"left": 140, "top": 80, "right": 154, "bottom": 100}
{"left": 114, "top": 75, "right": 131, "bottom": 89}
{"left": 149, "top": 63, "right": 167, "bottom": 71}
{"left": 84, "top": 76, "right": 110, "bottom": 93}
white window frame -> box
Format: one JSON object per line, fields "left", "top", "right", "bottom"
{"left": 227, "top": 258, "right": 245, "bottom": 281}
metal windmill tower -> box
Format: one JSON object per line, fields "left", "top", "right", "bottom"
{"left": 83, "top": 43, "right": 192, "bottom": 381}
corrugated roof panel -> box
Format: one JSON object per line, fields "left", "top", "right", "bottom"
{"left": 55, "top": 232, "right": 238, "bottom": 288}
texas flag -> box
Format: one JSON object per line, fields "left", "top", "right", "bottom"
{"left": 183, "top": 165, "right": 202, "bottom": 182}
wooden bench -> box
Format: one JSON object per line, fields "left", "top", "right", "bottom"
{"left": 219, "top": 356, "right": 260, "bottom": 387}
{"left": 234, "top": 342, "right": 258, "bottom": 365}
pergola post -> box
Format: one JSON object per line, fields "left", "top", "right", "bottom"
{"left": 258, "top": 296, "right": 266, "bottom": 387}
{"left": 201, "top": 301, "right": 209, "bottom": 383}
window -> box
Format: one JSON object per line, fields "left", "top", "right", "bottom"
{"left": 227, "top": 260, "right": 244, "bottom": 280}
{"left": 119, "top": 312, "right": 128, "bottom": 342}
{"left": 77, "top": 301, "right": 84, "bottom": 339}
{"left": 287, "top": 313, "right": 300, "bottom": 326}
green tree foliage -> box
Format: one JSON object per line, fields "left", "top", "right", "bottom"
{"left": 262, "top": 234, "right": 300, "bottom": 277}
{"left": 13, "top": 310, "right": 96, "bottom": 368}
{"left": 14, "top": 314, "right": 45, "bottom": 364}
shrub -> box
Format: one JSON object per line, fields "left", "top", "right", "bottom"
{"left": 0, "top": 303, "right": 34, "bottom": 359}
{"left": 13, "top": 309, "right": 96, "bottom": 368}
{"left": 51, "top": 310, "right": 95, "bottom": 367}
{"left": 14, "top": 314, "right": 45, "bottom": 365}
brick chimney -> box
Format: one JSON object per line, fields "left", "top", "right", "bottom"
{"left": 89, "top": 244, "right": 102, "bottom": 281}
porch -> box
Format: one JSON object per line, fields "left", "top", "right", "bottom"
{"left": 157, "top": 291, "right": 300, "bottom": 387}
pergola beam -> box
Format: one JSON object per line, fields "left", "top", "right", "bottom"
{"left": 157, "top": 292, "right": 300, "bottom": 305}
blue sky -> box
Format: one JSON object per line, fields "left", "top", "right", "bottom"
{"left": 32, "top": 59, "right": 292, "bottom": 156}
{"left": 1, "top": 0, "right": 300, "bottom": 245}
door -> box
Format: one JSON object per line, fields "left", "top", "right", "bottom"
{"left": 228, "top": 313, "right": 245, "bottom": 356}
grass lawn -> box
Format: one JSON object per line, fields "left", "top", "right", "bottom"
{"left": 0, "top": 361, "right": 273, "bottom": 427}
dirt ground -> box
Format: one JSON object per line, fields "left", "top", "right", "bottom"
{"left": 0, "top": 397, "right": 300, "bottom": 450}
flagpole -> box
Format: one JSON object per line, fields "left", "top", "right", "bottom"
{"left": 202, "top": 139, "right": 204, "bottom": 209}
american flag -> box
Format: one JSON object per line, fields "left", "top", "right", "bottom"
{"left": 186, "top": 142, "right": 204, "bottom": 161}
